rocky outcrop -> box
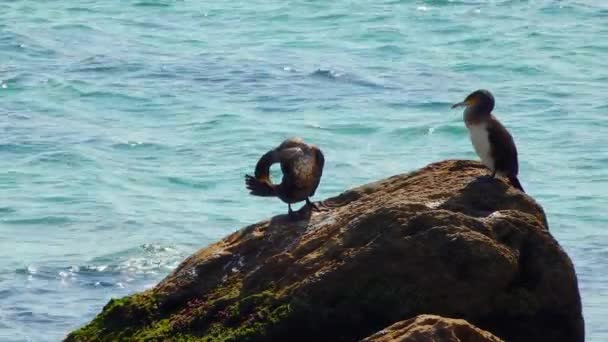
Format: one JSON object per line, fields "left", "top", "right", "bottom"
{"left": 66, "top": 160, "right": 584, "bottom": 342}
{"left": 362, "top": 314, "right": 504, "bottom": 342}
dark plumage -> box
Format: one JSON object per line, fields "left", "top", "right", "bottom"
{"left": 245, "top": 138, "right": 325, "bottom": 219}
{"left": 452, "top": 89, "right": 524, "bottom": 192}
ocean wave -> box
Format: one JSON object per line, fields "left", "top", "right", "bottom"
{"left": 67, "top": 55, "right": 144, "bottom": 74}
{"left": 389, "top": 125, "right": 435, "bottom": 137}
{"left": 310, "top": 68, "right": 343, "bottom": 80}
{"left": 306, "top": 13, "right": 349, "bottom": 21}
{"left": 405, "top": 123, "right": 467, "bottom": 137}
{"left": 51, "top": 23, "right": 98, "bottom": 32}
{"left": 15, "top": 244, "right": 185, "bottom": 289}
{"left": 24, "top": 150, "right": 95, "bottom": 167}
{"left": 0, "top": 30, "right": 58, "bottom": 57}
{"left": 133, "top": 1, "right": 172, "bottom": 8}
{"left": 3, "top": 216, "right": 72, "bottom": 226}
{"left": 79, "top": 90, "right": 148, "bottom": 103}
{"left": 386, "top": 100, "right": 450, "bottom": 109}
{"left": 376, "top": 44, "right": 404, "bottom": 54}
{"left": 66, "top": 6, "right": 97, "bottom": 13}
{"left": 309, "top": 68, "right": 396, "bottom": 89}
{"left": 111, "top": 141, "right": 171, "bottom": 151}
{"left": 0, "top": 142, "right": 50, "bottom": 155}
{"left": 320, "top": 123, "right": 381, "bottom": 135}
{"left": 166, "top": 176, "right": 215, "bottom": 190}
{"left": 0, "top": 207, "right": 16, "bottom": 214}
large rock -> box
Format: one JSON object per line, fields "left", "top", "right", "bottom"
{"left": 66, "top": 160, "right": 584, "bottom": 342}
{"left": 362, "top": 314, "right": 504, "bottom": 342}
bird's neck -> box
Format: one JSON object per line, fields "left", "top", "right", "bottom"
{"left": 464, "top": 106, "right": 491, "bottom": 126}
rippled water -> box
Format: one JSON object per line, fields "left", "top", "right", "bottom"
{"left": 1, "top": 1, "right": 607, "bottom": 340}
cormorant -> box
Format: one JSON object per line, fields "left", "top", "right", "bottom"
{"left": 245, "top": 138, "right": 325, "bottom": 219}
{"left": 452, "top": 89, "right": 524, "bottom": 192}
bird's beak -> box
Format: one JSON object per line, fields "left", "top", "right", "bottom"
{"left": 451, "top": 100, "right": 469, "bottom": 109}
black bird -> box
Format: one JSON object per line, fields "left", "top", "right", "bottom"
{"left": 452, "top": 89, "right": 524, "bottom": 192}
{"left": 245, "top": 138, "right": 325, "bottom": 219}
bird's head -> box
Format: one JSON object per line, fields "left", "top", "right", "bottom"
{"left": 452, "top": 89, "right": 495, "bottom": 115}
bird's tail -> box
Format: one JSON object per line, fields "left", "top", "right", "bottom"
{"left": 245, "top": 175, "right": 276, "bottom": 197}
{"left": 508, "top": 175, "right": 525, "bottom": 193}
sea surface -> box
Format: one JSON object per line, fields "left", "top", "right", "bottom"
{"left": 1, "top": 0, "right": 606, "bottom": 340}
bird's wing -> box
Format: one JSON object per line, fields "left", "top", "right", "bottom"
{"left": 487, "top": 116, "right": 519, "bottom": 176}
{"left": 309, "top": 147, "right": 324, "bottom": 196}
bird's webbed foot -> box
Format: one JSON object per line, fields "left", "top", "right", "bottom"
{"left": 306, "top": 198, "right": 320, "bottom": 212}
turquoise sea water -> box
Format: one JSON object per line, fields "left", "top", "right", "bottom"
{"left": 1, "top": 0, "right": 606, "bottom": 340}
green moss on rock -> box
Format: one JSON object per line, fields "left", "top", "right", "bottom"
{"left": 66, "top": 292, "right": 161, "bottom": 341}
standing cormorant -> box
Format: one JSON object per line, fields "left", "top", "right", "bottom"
{"left": 452, "top": 89, "right": 525, "bottom": 192}
{"left": 245, "top": 138, "right": 325, "bottom": 219}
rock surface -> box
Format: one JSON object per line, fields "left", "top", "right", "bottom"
{"left": 362, "top": 314, "right": 504, "bottom": 342}
{"left": 66, "top": 160, "right": 584, "bottom": 342}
